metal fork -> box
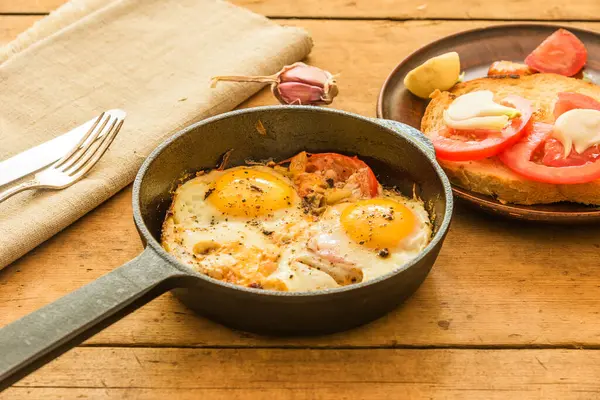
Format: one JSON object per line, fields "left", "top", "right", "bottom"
{"left": 0, "top": 112, "right": 125, "bottom": 203}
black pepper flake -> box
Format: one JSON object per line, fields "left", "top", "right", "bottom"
{"left": 262, "top": 230, "right": 274, "bottom": 236}
{"left": 250, "top": 185, "right": 264, "bottom": 193}
{"left": 351, "top": 277, "right": 357, "bottom": 283}
{"left": 359, "top": 241, "right": 365, "bottom": 245}
{"left": 326, "top": 178, "right": 334, "bottom": 188}
{"left": 289, "top": 274, "right": 294, "bottom": 279}
{"left": 242, "top": 199, "right": 247, "bottom": 203}
{"left": 249, "top": 282, "right": 263, "bottom": 289}
{"left": 378, "top": 248, "right": 390, "bottom": 258}
{"left": 204, "top": 188, "right": 215, "bottom": 200}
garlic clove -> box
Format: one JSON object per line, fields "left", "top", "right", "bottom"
{"left": 274, "top": 82, "right": 326, "bottom": 105}
{"left": 279, "top": 62, "right": 330, "bottom": 88}
{"left": 211, "top": 62, "right": 338, "bottom": 106}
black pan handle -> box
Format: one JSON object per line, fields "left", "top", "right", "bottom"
{"left": 374, "top": 118, "right": 436, "bottom": 156}
{"left": 0, "top": 247, "right": 187, "bottom": 391}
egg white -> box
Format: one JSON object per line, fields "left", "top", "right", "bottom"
{"left": 303, "top": 190, "right": 432, "bottom": 282}
{"left": 265, "top": 242, "right": 340, "bottom": 291}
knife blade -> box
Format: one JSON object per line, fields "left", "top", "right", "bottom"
{"left": 0, "top": 109, "right": 126, "bottom": 187}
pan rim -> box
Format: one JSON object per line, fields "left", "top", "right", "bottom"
{"left": 132, "top": 105, "right": 453, "bottom": 297}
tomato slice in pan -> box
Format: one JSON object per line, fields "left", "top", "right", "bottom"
{"left": 305, "top": 153, "right": 379, "bottom": 197}
{"left": 524, "top": 29, "right": 587, "bottom": 77}
{"left": 498, "top": 122, "right": 600, "bottom": 184}
{"left": 553, "top": 92, "right": 600, "bottom": 119}
{"left": 286, "top": 152, "right": 379, "bottom": 197}
{"left": 430, "top": 95, "right": 533, "bottom": 162}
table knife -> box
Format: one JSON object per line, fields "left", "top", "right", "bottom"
{"left": 0, "top": 109, "right": 126, "bottom": 187}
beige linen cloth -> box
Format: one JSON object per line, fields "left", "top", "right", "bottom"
{"left": 0, "top": 0, "right": 312, "bottom": 269}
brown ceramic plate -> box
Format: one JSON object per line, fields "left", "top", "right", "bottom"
{"left": 377, "top": 23, "right": 600, "bottom": 223}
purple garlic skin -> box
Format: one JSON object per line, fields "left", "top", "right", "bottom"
{"left": 273, "top": 63, "right": 338, "bottom": 105}
{"left": 210, "top": 62, "right": 338, "bottom": 106}
{"left": 276, "top": 82, "right": 324, "bottom": 105}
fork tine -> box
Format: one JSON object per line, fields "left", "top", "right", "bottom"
{"left": 58, "top": 114, "right": 111, "bottom": 172}
{"left": 64, "top": 117, "right": 118, "bottom": 175}
{"left": 55, "top": 112, "right": 105, "bottom": 168}
{"left": 68, "top": 118, "right": 123, "bottom": 180}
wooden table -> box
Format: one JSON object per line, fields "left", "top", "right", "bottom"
{"left": 2, "top": 1, "right": 600, "bottom": 398}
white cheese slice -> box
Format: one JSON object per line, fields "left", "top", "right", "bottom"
{"left": 443, "top": 111, "right": 509, "bottom": 131}
{"left": 553, "top": 109, "right": 600, "bottom": 156}
{"left": 444, "top": 90, "right": 520, "bottom": 130}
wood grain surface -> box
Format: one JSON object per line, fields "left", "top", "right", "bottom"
{"left": 2, "top": 1, "right": 600, "bottom": 399}
{"left": 3, "top": 348, "right": 600, "bottom": 399}
{"left": 0, "top": 15, "right": 39, "bottom": 45}
{"left": 3, "top": 18, "right": 600, "bottom": 347}
{"left": 0, "top": 0, "right": 598, "bottom": 20}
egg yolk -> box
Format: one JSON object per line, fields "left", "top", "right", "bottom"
{"left": 340, "top": 198, "right": 416, "bottom": 249}
{"left": 208, "top": 168, "right": 295, "bottom": 217}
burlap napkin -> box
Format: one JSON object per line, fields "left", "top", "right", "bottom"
{"left": 0, "top": 0, "right": 312, "bottom": 269}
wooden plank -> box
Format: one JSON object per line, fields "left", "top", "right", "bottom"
{"left": 235, "top": 0, "right": 600, "bottom": 20}
{"left": 0, "top": 0, "right": 65, "bottom": 14}
{"left": 2, "top": 19, "right": 600, "bottom": 348}
{"left": 0, "top": 0, "right": 599, "bottom": 21}
{"left": 0, "top": 15, "right": 39, "bottom": 46}
{"left": 3, "top": 348, "right": 600, "bottom": 399}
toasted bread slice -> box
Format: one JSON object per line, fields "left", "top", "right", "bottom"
{"left": 421, "top": 73, "right": 600, "bottom": 205}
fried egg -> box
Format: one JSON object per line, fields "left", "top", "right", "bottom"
{"left": 161, "top": 157, "right": 433, "bottom": 292}
{"left": 303, "top": 190, "right": 432, "bottom": 283}
{"left": 169, "top": 166, "right": 304, "bottom": 230}
{"left": 162, "top": 166, "right": 311, "bottom": 288}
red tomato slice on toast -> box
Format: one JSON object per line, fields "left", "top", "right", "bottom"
{"left": 524, "top": 29, "right": 587, "bottom": 77}
{"left": 430, "top": 95, "right": 533, "bottom": 162}
{"left": 499, "top": 123, "right": 600, "bottom": 184}
{"left": 553, "top": 92, "right": 600, "bottom": 119}
{"left": 540, "top": 137, "right": 600, "bottom": 167}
